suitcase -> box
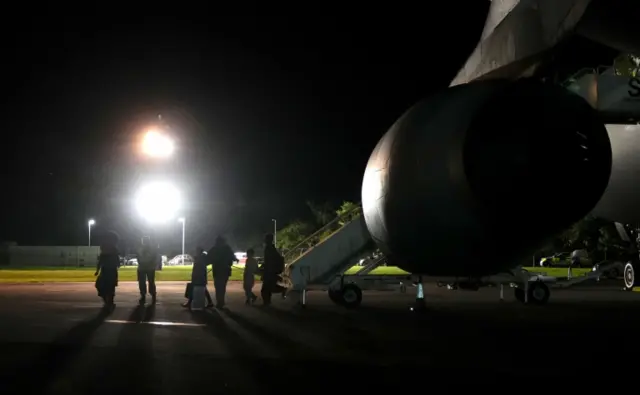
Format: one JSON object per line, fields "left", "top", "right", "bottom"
{"left": 191, "top": 285, "right": 206, "bottom": 310}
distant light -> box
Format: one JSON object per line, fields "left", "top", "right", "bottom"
{"left": 88, "top": 219, "right": 95, "bottom": 226}
{"left": 141, "top": 129, "right": 174, "bottom": 158}
{"left": 178, "top": 217, "right": 185, "bottom": 223}
{"left": 135, "top": 181, "right": 182, "bottom": 223}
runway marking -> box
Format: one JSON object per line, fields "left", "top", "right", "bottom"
{"left": 104, "top": 319, "right": 205, "bottom": 327}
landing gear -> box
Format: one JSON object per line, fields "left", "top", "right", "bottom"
{"left": 624, "top": 261, "right": 637, "bottom": 291}
{"left": 327, "top": 284, "right": 363, "bottom": 308}
{"left": 341, "top": 284, "right": 363, "bottom": 308}
{"left": 514, "top": 281, "right": 550, "bottom": 305}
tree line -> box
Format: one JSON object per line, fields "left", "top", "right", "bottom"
{"left": 270, "top": 198, "right": 636, "bottom": 267}
{"left": 275, "top": 200, "right": 360, "bottom": 258}
{"left": 532, "top": 215, "right": 635, "bottom": 263}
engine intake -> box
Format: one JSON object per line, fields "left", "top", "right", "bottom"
{"left": 362, "top": 80, "right": 611, "bottom": 276}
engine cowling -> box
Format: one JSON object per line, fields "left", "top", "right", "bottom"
{"left": 362, "top": 79, "right": 612, "bottom": 277}
{"left": 592, "top": 123, "right": 640, "bottom": 224}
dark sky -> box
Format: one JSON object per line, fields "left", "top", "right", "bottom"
{"left": 0, "top": 9, "right": 490, "bottom": 250}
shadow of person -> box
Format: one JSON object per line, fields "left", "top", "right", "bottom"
{"left": 13, "top": 307, "right": 111, "bottom": 393}
{"left": 189, "top": 309, "right": 278, "bottom": 392}
{"left": 85, "top": 305, "right": 156, "bottom": 393}
{"left": 257, "top": 304, "right": 338, "bottom": 326}
{"left": 221, "top": 309, "right": 318, "bottom": 359}
{"left": 142, "top": 304, "right": 156, "bottom": 323}
{"left": 222, "top": 308, "right": 385, "bottom": 391}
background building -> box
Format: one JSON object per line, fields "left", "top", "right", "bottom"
{"left": 0, "top": 246, "right": 100, "bottom": 267}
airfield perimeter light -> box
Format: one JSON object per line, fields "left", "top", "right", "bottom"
{"left": 141, "top": 129, "right": 174, "bottom": 158}
{"left": 134, "top": 181, "right": 182, "bottom": 224}
{"left": 178, "top": 217, "right": 186, "bottom": 265}
{"left": 88, "top": 219, "right": 96, "bottom": 247}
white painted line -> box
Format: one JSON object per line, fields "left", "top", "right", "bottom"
{"left": 104, "top": 319, "right": 205, "bottom": 327}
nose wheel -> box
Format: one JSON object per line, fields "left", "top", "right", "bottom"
{"left": 514, "top": 281, "right": 550, "bottom": 305}
{"left": 327, "top": 284, "right": 363, "bottom": 308}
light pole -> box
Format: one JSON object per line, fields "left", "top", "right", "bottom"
{"left": 178, "top": 217, "right": 186, "bottom": 265}
{"left": 88, "top": 219, "right": 95, "bottom": 247}
{"left": 272, "top": 219, "right": 277, "bottom": 247}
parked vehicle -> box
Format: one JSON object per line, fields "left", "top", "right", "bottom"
{"left": 167, "top": 254, "right": 194, "bottom": 266}
{"left": 539, "top": 251, "right": 592, "bottom": 268}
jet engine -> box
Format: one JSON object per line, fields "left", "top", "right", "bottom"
{"left": 362, "top": 80, "right": 612, "bottom": 277}
{"left": 592, "top": 124, "right": 640, "bottom": 224}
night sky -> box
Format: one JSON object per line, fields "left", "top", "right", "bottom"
{"left": 1, "top": 9, "right": 490, "bottom": 251}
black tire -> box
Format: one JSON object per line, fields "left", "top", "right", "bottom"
{"left": 340, "top": 284, "right": 363, "bottom": 308}
{"left": 624, "top": 262, "right": 637, "bottom": 291}
{"left": 514, "top": 282, "right": 550, "bottom": 304}
{"left": 514, "top": 288, "right": 525, "bottom": 303}
{"left": 328, "top": 289, "right": 343, "bottom": 305}
{"left": 528, "top": 281, "right": 550, "bottom": 305}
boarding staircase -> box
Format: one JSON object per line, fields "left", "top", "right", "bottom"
{"left": 564, "top": 63, "right": 640, "bottom": 122}
{"left": 279, "top": 204, "right": 375, "bottom": 292}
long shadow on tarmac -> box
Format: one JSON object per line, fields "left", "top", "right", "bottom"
{"left": 85, "top": 305, "right": 156, "bottom": 393}
{"left": 2, "top": 306, "right": 112, "bottom": 394}
{"left": 226, "top": 307, "right": 328, "bottom": 356}
{"left": 190, "top": 308, "right": 282, "bottom": 392}
{"left": 261, "top": 305, "right": 386, "bottom": 356}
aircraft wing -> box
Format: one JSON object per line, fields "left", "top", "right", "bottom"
{"left": 451, "top": 0, "right": 594, "bottom": 86}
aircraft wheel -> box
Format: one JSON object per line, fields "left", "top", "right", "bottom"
{"left": 528, "top": 281, "right": 550, "bottom": 305}
{"left": 624, "top": 262, "right": 637, "bottom": 291}
{"left": 328, "top": 289, "right": 343, "bottom": 305}
{"left": 340, "top": 284, "right": 363, "bottom": 308}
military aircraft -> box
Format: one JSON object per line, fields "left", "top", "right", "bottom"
{"left": 361, "top": 0, "right": 640, "bottom": 298}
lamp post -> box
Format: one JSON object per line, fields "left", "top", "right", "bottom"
{"left": 272, "top": 218, "right": 277, "bottom": 247}
{"left": 178, "top": 217, "right": 186, "bottom": 265}
{"left": 88, "top": 219, "right": 95, "bottom": 247}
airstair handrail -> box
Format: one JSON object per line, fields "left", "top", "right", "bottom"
{"left": 283, "top": 203, "right": 363, "bottom": 263}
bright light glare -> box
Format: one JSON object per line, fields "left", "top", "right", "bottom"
{"left": 88, "top": 219, "right": 95, "bottom": 226}
{"left": 142, "top": 130, "right": 174, "bottom": 158}
{"left": 135, "top": 182, "right": 182, "bottom": 223}
{"left": 178, "top": 217, "right": 185, "bottom": 223}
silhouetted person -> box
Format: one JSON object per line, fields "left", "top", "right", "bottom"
{"left": 243, "top": 248, "right": 259, "bottom": 304}
{"left": 137, "top": 240, "right": 158, "bottom": 305}
{"left": 569, "top": 248, "right": 588, "bottom": 279}
{"left": 183, "top": 246, "right": 214, "bottom": 308}
{"left": 261, "top": 233, "right": 284, "bottom": 306}
{"left": 208, "top": 236, "right": 238, "bottom": 308}
{"left": 94, "top": 231, "right": 120, "bottom": 309}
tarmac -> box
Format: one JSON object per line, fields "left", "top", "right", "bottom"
{"left": 0, "top": 280, "right": 639, "bottom": 393}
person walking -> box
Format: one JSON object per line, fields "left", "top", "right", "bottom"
{"left": 137, "top": 239, "right": 158, "bottom": 305}
{"left": 261, "top": 233, "right": 284, "bottom": 306}
{"left": 95, "top": 230, "right": 120, "bottom": 310}
{"left": 243, "top": 248, "right": 259, "bottom": 304}
{"left": 208, "top": 236, "right": 238, "bottom": 308}
{"left": 183, "top": 247, "right": 214, "bottom": 308}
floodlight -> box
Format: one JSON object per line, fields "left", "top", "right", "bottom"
{"left": 134, "top": 181, "right": 182, "bottom": 223}
{"left": 141, "top": 129, "right": 174, "bottom": 158}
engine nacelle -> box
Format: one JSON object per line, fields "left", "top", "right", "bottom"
{"left": 592, "top": 123, "right": 640, "bottom": 224}
{"left": 362, "top": 80, "right": 612, "bottom": 277}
